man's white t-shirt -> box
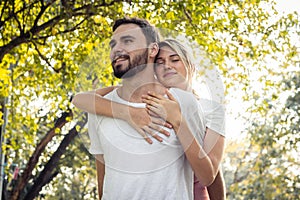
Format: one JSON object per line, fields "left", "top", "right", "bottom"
{"left": 88, "top": 88, "right": 204, "bottom": 200}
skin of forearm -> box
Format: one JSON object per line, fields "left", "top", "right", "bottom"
{"left": 207, "top": 170, "right": 226, "bottom": 200}
{"left": 72, "top": 92, "right": 130, "bottom": 120}
{"left": 73, "top": 91, "right": 154, "bottom": 139}
{"left": 95, "top": 156, "right": 105, "bottom": 200}
{"left": 173, "top": 118, "right": 220, "bottom": 186}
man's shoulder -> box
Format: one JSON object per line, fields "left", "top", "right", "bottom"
{"left": 169, "top": 87, "right": 192, "bottom": 96}
{"left": 169, "top": 88, "right": 196, "bottom": 102}
{"left": 169, "top": 88, "right": 199, "bottom": 113}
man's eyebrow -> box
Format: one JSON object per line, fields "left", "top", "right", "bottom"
{"left": 120, "top": 35, "right": 135, "bottom": 41}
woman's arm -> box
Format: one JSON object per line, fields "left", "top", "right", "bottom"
{"left": 174, "top": 117, "right": 224, "bottom": 186}
{"left": 72, "top": 87, "right": 171, "bottom": 143}
{"left": 207, "top": 170, "right": 226, "bottom": 200}
{"left": 142, "top": 90, "right": 225, "bottom": 186}
{"left": 72, "top": 86, "right": 117, "bottom": 115}
{"left": 95, "top": 155, "right": 105, "bottom": 200}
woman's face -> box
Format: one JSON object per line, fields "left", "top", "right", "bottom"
{"left": 155, "top": 46, "right": 188, "bottom": 90}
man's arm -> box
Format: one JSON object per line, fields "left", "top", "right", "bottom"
{"left": 207, "top": 170, "right": 226, "bottom": 200}
{"left": 95, "top": 155, "right": 105, "bottom": 200}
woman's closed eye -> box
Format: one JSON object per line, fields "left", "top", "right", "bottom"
{"left": 156, "top": 59, "right": 164, "bottom": 66}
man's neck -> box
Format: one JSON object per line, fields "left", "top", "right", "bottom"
{"left": 117, "top": 65, "right": 166, "bottom": 102}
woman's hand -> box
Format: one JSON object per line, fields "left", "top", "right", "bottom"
{"left": 142, "top": 90, "right": 182, "bottom": 128}
{"left": 127, "top": 106, "right": 172, "bottom": 144}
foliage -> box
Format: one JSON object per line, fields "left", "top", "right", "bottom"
{"left": 225, "top": 71, "right": 300, "bottom": 199}
{"left": 0, "top": 0, "right": 299, "bottom": 199}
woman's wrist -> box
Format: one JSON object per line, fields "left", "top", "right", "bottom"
{"left": 170, "top": 114, "right": 183, "bottom": 132}
{"left": 117, "top": 105, "right": 132, "bottom": 121}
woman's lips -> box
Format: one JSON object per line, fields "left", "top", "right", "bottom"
{"left": 163, "top": 72, "right": 176, "bottom": 78}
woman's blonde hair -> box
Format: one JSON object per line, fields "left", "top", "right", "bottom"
{"left": 157, "top": 39, "right": 195, "bottom": 90}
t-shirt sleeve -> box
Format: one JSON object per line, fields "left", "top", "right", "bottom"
{"left": 88, "top": 113, "right": 104, "bottom": 155}
{"left": 169, "top": 88, "right": 206, "bottom": 145}
{"left": 200, "top": 99, "right": 226, "bottom": 137}
{"left": 185, "top": 107, "right": 206, "bottom": 146}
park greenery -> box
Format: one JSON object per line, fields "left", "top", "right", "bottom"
{"left": 0, "top": 0, "right": 299, "bottom": 199}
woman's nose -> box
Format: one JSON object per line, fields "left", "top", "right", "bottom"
{"left": 163, "top": 61, "right": 172, "bottom": 70}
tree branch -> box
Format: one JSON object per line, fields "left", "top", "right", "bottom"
{"left": 33, "top": 0, "right": 56, "bottom": 29}
{"left": 23, "top": 115, "right": 88, "bottom": 200}
{"left": 0, "top": 0, "right": 40, "bottom": 29}
{"left": 58, "top": 15, "right": 88, "bottom": 34}
{"left": 10, "top": 110, "right": 73, "bottom": 200}
{"left": 0, "top": 0, "right": 126, "bottom": 62}
{"left": 32, "top": 41, "right": 54, "bottom": 70}
{"left": 12, "top": 1, "right": 24, "bottom": 34}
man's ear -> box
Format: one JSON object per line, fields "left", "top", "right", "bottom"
{"left": 148, "top": 43, "right": 159, "bottom": 58}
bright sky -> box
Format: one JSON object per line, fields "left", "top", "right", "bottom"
{"left": 276, "top": 0, "right": 300, "bottom": 14}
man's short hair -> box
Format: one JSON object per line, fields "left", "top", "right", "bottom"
{"left": 113, "top": 17, "right": 160, "bottom": 45}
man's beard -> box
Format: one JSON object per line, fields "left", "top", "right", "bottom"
{"left": 113, "top": 50, "right": 148, "bottom": 79}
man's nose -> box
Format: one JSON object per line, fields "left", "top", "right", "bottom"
{"left": 111, "top": 42, "right": 124, "bottom": 55}
{"left": 111, "top": 46, "right": 124, "bottom": 60}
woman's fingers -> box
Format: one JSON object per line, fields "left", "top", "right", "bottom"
{"left": 142, "top": 96, "right": 161, "bottom": 107}
{"left": 142, "top": 98, "right": 157, "bottom": 107}
{"left": 142, "top": 126, "right": 163, "bottom": 143}
{"left": 148, "top": 122, "right": 170, "bottom": 137}
{"left": 151, "top": 117, "right": 172, "bottom": 129}
{"left": 146, "top": 104, "right": 166, "bottom": 119}
{"left": 136, "top": 128, "right": 153, "bottom": 144}
{"left": 141, "top": 92, "right": 164, "bottom": 105}
{"left": 135, "top": 123, "right": 168, "bottom": 144}
{"left": 147, "top": 91, "right": 165, "bottom": 100}
{"left": 166, "top": 89, "right": 176, "bottom": 101}
{"left": 137, "top": 117, "right": 173, "bottom": 143}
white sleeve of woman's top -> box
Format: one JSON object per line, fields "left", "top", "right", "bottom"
{"left": 198, "top": 99, "right": 226, "bottom": 137}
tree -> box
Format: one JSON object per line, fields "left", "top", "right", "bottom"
{"left": 0, "top": 0, "right": 124, "bottom": 199}
{"left": 0, "top": 0, "right": 299, "bottom": 199}
{"left": 225, "top": 71, "right": 300, "bottom": 199}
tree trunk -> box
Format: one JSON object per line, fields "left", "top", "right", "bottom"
{"left": 23, "top": 116, "right": 87, "bottom": 200}
{"left": 10, "top": 111, "right": 73, "bottom": 200}
{"left": 0, "top": 96, "right": 8, "bottom": 200}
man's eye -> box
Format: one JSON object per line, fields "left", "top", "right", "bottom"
{"left": 124, "top": 39, "right": 133, "bottom": 44}
{"left": 109, "top": 43, "right": 115, "bottom": 49}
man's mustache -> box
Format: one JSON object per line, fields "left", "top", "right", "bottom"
{"left": 112, "top": 54, "right": 130, "bottom": 66}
